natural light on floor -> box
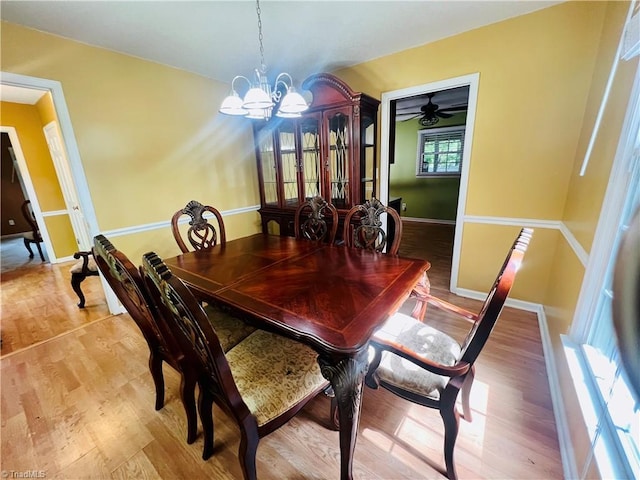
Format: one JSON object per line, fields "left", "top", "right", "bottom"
{"left": 362, "top": 380, "right": 490, "bottom": 470}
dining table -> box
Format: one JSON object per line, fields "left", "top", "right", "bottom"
{"left": 164, "top": 233, "right": 430, "bottom": 479}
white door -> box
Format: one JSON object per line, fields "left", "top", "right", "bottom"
{"left": 43, "top": 121, "right": 92, "bottom": 250}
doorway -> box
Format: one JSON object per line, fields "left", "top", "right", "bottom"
{"left": 1, "top": 71, "right": 120, "bottom": 312}
{"left": 379, "top": 73, "right": 480, "bottom": 292}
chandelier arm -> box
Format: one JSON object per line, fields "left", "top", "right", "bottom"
{"left": 274, "top": 72, "right": 293, "bottom": 88}
{"left": 231, "top": 75, "right": 252, "bottom": 94}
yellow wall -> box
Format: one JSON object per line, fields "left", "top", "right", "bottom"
{"left": 0, "top": 100, "right": 78, "bottom": 258}
{"left": 36, "top": 92, "right": 57, "bottom": 125}
{"left": 1, "top": 101, "right": 66, "bottom": 210}
{"left": 337, "top": 1, "right": 605, "bottom": 220}
{"left": 562, "top": 5, "right": 637, "bottom": 253}
{"left": 1, "top": 21, "right": 261, "bottom": 259}
{"left": 333, "top": 1, "right": 609, "bottom": 303}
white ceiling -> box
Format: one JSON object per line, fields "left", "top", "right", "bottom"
{"left": 1, "top": 0, "right": 563, "bottom": 87}
{"left": 0, "top": 84, "right": 47, "bottom": 104}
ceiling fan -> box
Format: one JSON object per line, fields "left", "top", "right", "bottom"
{"left": 400, "top": 93, "right": 467, "bottom": 126}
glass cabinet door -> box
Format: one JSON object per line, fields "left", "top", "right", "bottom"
{"left": 326, "top": 109, "right": 351, "bottom": 209}
{"left": 256, "top": 128, "right": 278, "bottom": 206}
{"left": 361, "top": 113, "right": 377, "bottom": 202}
{"left": 300, "top": 114, "right": 321, "bottom": 201}
{"left": 277, "top": 120, "right": 299, "bottom": 208}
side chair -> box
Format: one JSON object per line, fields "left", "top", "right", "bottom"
{"left": 93, "top": 235, "right": 255, "bottom": 444}
{"left": 365, "top": 228, "right": 533, "bottom": 480}
{"left": 171, "top": 200, "right": 226, "bottom": 253}
{"left": 141, "top": 251, "right": 329, "bottom": 479}
{"left": 343, "top": 197, "right": 403, "bottom": 254}
{"left": 21, "top": 200, "right": 45, "bottom": 261}
{"left": 294, "top": 195, "right": 338, "bottom": 243}
{"left": 92, "top": 234, "right": 199, "bottom": 444}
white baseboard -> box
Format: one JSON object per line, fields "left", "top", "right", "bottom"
{"left": 401, "top": 217, "right": 455, "bottom": 225}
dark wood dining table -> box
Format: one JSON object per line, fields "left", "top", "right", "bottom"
{"left": 164, "top": 233, "right": 430, "bottom": 479}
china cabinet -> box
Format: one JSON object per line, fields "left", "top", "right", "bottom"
{"left": 253, "top": 73, "right": 380, "bottom": 237}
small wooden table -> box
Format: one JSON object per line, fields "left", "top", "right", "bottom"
{"left": 165, "top": 234, "right": 430, "bottom": 479}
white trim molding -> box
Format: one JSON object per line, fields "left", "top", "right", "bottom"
{"left": 460, "top": 215, "right": 589, "bottom": 269}
{"left": 41, "top": 209, "right": 70, "bottom": 217}
{"left": 101, "top": 204, "right": 260, "bottom": 238}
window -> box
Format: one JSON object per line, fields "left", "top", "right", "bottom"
{"left": 416, "top": 126, "right": 464, "bottom": 176}
{"left": 564, "top": 63, "right": 639, "bottom": 479}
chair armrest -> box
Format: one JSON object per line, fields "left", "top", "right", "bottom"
{"left": 370, "top": 336, "right": 471, "bottom": 377}
{"left": 72, "top": 251, "right": 97, "bottom": 275}
{"left": 425, "top": 295, "right": 478, "bottom": 323}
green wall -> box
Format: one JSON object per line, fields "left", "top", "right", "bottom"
{"left": 390, "top": 112, "right": 466, "bottom": 220}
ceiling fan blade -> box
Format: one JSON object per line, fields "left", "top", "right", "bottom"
{"left": 401, "top": 113, "right": 422, "bottom": 122}
{"left": 439, "top": 105, "right": 468, "bottom": 113}
{"left": 436, "top": 111, "right": 454, "bottom": 119}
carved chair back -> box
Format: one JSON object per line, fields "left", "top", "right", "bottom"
{"left": 294, "top": 196, "right": 338, "bottom": 244}
{"left": 343, "top": 198, "right": 403, "bottom": 255}
{"left": 456, "top": 228, "right": 532, "bottom": 364}
{"left": 171, "top": 200, "right": 226, "bottom": 253}
{"left": 93, "top": 235, "right": 171, "bottom": 355}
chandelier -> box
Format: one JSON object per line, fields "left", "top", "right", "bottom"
{"left": 219, "top": 0, "right": 309, "bottom": 121}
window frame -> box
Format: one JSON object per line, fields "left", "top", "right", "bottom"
{"left": 415, "top": 125, "right": 465, "bottom": 178}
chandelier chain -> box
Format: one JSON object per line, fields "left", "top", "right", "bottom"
{"left": 255, "top": 0, "right": 267, "bottom": 73}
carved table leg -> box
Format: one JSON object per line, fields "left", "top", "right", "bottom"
{"left": 319, "top": 349, "right": 369, "bottom": 480}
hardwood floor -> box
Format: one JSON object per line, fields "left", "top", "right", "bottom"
{"left": 1, "top": 237, "right": 110, "bottom": 355}
{"left": 0, "top": 227, "right": 563, "bottom": 479}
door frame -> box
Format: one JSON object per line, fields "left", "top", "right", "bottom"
{"left": 1, "top": 126, "right": 55, "bottom": 258}
{"left": 1, "top": 71, "right": 120, "bottom": 313}
{"left": 379, "top": 72, "right": 480, "bottom": 292}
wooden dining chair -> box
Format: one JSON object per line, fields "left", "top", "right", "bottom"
{"left": 141, "top": 251, "right": 329, "bottom": 478}
{"left": 294, "top": 195, "right": 338, "bottom": 244}
{"left": 171, "top": 200, "right": 226, "bottom": 253}
{"left": 92, "top": 235, "right": 197, "bottom": 443}
{"left": 343, "top": 197, "right": 403, "bottom": 255}
{"left": 21, "top": 200, "right": 45, "bottom": 261}
{"left": 92, "top": 234, "right": 199, "bottom": 444}
{"left": 93, "top": 235, "right": 255, "bottom": 444}
{"left": 365, "top": 228, "right": 533, "bottom": 480}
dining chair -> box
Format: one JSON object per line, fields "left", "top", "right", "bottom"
{"left": 21, "top": 200, "right": 45, "bottom": 261}
{"left": 365, "top": 228, "right": 533, "bottom": 480}
{"left": 141, "top": 251, "right": 329, "bottom": 479}
{"left": 343, "top": 197, "right": 403, "bottom": 254}
{"left": 93, "top": 235, "right": 255, "bottom": 444}
{"left": 294, "top": 195, "right": 338, "bottom": 244}
{"left": 171, "top": 200, "right": 226, "bottom": 253}
{"left": 92, "top": 234, "right": 199, "bottom": 444}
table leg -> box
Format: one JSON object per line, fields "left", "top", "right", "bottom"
{"left": 319, "top": 349, "right": 369, "bottom": 480}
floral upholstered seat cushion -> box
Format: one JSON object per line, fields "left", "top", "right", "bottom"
{"left": 203, "top": 304, "right": 256, "bottom": 353}
{"left": 225, "top": 330, "right": 327, "bottom": 426}
{"left": 372, "top": 312, "right": 461, "bottom": 400}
